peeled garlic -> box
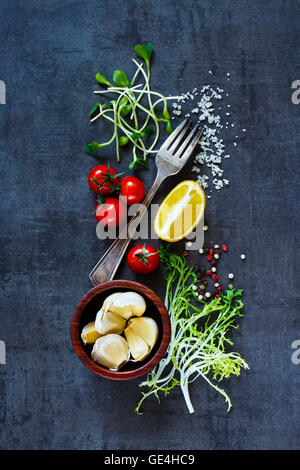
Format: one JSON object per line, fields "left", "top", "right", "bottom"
{"left": 124, "top": 327, "right": 150, "bottom": 361}
{"left": 95, "top": 303, "right": 126, "bottom": 335}
{"left": 125, "top": 317, "right": 159, "bottom": 362}
{"left": 81, "top": 321, "right": 102, "bottom": 345}
{"left": 91, "top": 334, "right": 129, "bottom": 370}
{"left": 102, "top": 291, "right": 146, "bottom": 320}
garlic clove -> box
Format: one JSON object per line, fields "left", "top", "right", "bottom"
{"left": 91, "top": 334, "right": 129, "bottom": 370}
{"left": 126, "top": 317, "right": 159, "bottom": 349}
{"left": 102, "top": 291, "right": 146, "bottom": 320}
{"left": 124, "top": 327, "right": 150, "bottom": 362}
{"left": 81, "top": 321, "right": 102, "bottom": 345}
{"left": 95, "top": 305, "right": 126, "bottom": 335}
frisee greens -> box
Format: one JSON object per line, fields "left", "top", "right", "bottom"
{"left": 136, "top": 245, "right": 249, "bottom": 414}
{"left": 86, "top": 44, "right": 182, "bottom": 168}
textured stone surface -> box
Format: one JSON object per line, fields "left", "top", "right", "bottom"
{"left": 0, "top": 0, "right": 300, "bottom": 450}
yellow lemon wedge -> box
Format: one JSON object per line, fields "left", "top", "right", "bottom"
{"left": 154, "top": 180, "right": 205, "bottom": 242}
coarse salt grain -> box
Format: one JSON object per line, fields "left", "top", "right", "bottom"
{"left": 172, "top": 82, "right": 242, "bottom": 194}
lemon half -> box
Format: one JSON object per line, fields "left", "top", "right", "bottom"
{"left": 154, "top": 180, "right": 205, "bottom": 242}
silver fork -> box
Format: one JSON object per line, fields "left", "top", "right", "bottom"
{"left": 89, "top": 119, "right": 203, "bottom": 285}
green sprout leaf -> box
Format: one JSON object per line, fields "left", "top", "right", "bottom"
{"left": 134, "top": 43, "right": 153, "bottom": 62}
{"left": 119, "top": 96, "right": 132, "bottom": 116}
{"left": 131, "top": 125, "right": 154, "bottom": 141}
{"left": 144, "top": 43, "right": 153, "bottom": 60}
{"left": 166, "top": 121, "right": 173, "bottom": 135}
{"left": 119, "top": 136, "right": 129, "bottom": 146}
{"left": 163, "top": 105, "right": 170, "bottom": 121}
{"left": 113, "top": 70, "right": 130, "bottom": 88}
{"left": 121, "top": 105, "right": 132, "bottom": 116}
{"left": 95, "top": 73, "right": 112, "bottom": 87}
{"left": 89, "top": 103, "right": 100, "bottom": 117}
{"left": 85, "top": 142, "right": 101, "bottom": 155}
{"left": 129, "top": 158, "right": 149, "bottom": 170}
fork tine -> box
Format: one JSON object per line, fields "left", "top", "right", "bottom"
{"left": 168, "top": 121, "right": 191, "bottom": 153}
{"left": 159, "top": 118, "right": 188, "bottom": 151}
{"left": 176, "top": 126, "right": 203, "bottom": 161}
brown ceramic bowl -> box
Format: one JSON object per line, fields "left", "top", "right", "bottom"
{"left": 70, "top": 280, "right": 171, "bottom": 380}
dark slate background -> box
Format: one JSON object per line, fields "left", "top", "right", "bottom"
{"left": 0, "top": 0, "right": 300, "bottom": 450}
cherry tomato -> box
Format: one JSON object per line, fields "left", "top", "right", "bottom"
{"left": 127, "top": 244, "right": 160, "bottom": 274}
{"left": 88, "top": 164, "right": 120, "bottom": 196}
{"left": 120, "top": 176, "right": 145, "bottom": 206}
{"left": 95, "top": 198, "right": 126, "bottom": 227}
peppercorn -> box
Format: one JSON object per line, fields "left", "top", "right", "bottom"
{"left": 222, "top": 244, "right": 228, "bottom": 252}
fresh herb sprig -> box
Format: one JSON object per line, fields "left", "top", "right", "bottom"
{"left": 86, "top": 44, "right": 182, "bottom": 169}
{"left": 136, "top": 245, "right": 249, "bottom": 414}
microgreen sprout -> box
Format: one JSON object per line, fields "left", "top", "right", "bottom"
{"left": 135, "top": 245, "right": 249, "bottom": 414}
{"left": 86, "top": 44, "right": 182, "bottom": 169}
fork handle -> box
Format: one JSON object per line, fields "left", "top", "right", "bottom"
{"left": 89, "top": 171, "right": 166, "bottom": 285}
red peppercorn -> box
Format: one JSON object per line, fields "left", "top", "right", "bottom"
{"left": 207, "top": 269, "right": 212, "bottom": 276}
{"left": 215, "top": 294, "right": 220, "bottom": 298}
{"left": 221, "top": 244, "right": 228, "bottom": 252}
{"left": 212, "top": 274, "right": 218, "bottom": 281}
{"left": 209, "top": 248, "right": 214, "bottom": 255}
{"left": 207, "top": 255, "right": 213, "bottom": 261}
{"left": 217, "top": 286, "right": 223, "bottom": 292}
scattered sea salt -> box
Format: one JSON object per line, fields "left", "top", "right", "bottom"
{"left": 172, "top": 80, "right": 244, "bottom": 194}
{"left": 173, "top": 82, "right": 237, "bottom": 191}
